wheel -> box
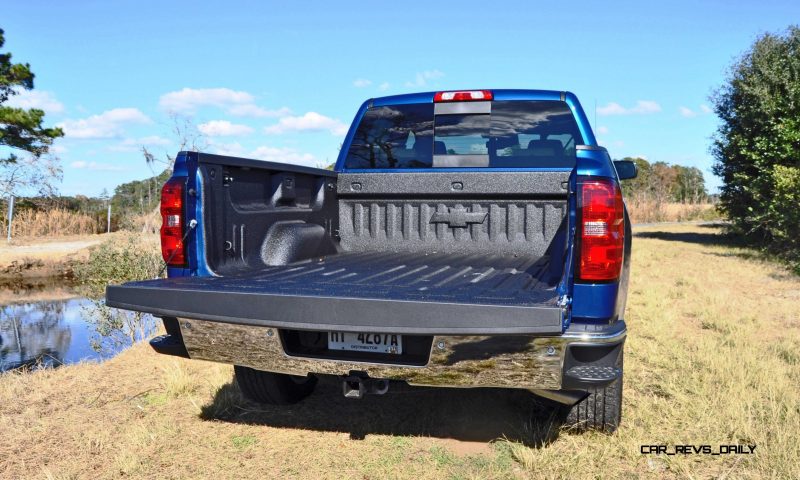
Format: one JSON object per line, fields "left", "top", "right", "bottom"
{"left": 563, "top": 352, "right": 623, "bottom": 433}
{"left": 234, "top": 365, "right": 317, "bottom": 405}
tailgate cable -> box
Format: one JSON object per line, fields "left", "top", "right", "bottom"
{"left": 158, "top": 219, "right": 198, "bottom": 278}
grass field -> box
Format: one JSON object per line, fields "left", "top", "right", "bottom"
{"left": 1, "top": 224, "right": 798, "bottom": 479}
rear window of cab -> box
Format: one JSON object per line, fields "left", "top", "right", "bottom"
{"left": 343, "top": 100, "right": 582, "bottom": 169}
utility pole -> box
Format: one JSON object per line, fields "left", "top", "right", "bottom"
{"left": 107, "top": 203, "right": 112, "bottom": 233}
{"left": 6, "top": 196, "right": 14, "bottom": 243}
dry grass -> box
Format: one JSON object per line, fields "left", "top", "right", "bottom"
{"left": 120, "top": 208, "right": 161, "bottom": 235}
{"left": 627, "top": 201, "right": 719, "bottom": 224}
{"left": 1, "top": 208, "right": 99, "bottom": 238}
{"left": 1, "top": 224, "right": 798, "bottom": 479}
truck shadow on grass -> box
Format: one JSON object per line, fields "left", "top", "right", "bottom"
{"left": 201, "top": 375, "right": 565, "bottom": 447}
{"left": 634, "top": 227, "right": 773, "bottom": 264}
{"left": 633, "top": 226, "right": 739, "bottom": 248}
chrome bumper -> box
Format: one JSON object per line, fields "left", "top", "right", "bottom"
{"left": 177, "top": 318, "right": 626, "bottom": 391}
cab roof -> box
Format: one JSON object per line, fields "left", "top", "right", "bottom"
{"left": 371, "top": 89, "right": 571, "bottom": 107}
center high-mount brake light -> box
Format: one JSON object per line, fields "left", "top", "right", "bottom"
{"left": 160, "top": 177, "right": 187, "bottom": 267}
{"left": 578, "top": 177, "right": 625, "bottom": 282}
{"left": 434, "top": 90, "right": 493, "bottom": 102}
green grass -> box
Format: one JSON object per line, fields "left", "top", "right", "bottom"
{"left": 231, "top": 435, "right": 258, "bottom": 450}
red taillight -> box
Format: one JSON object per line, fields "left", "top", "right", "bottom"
{"left": 434, "top": 90, "right": 493, "bottom": 102}
{"left": 160, "top": 177, "right": 186, "bottom": 267}
{"left": 578, "top": 177, "right": 625, "bottom": 281}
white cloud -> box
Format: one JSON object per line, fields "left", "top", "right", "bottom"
{"left": 679, "top": 104, "right": 713, "bottom": 118}
{"left": 378, "top": 82, "right": 390, "bottom": 91}
{"left": 353, "top": 78, "right": 372, "bottom": 88}
{"left": 208, "top": 141, "right": 247, "bottom": 157}
{"left": 159, "top": 87, "right": 289, "bottom": 118}
{"left": 264, "top": 112, "right": 348, "bottom": 136}
{"left": 404, "top": 70, "right": 445, "bottom": 88}
{"left": 58, "top": 108, "right": 152, "bottom": 139}
{"left": 227, "top": 104, "right": 291, "bottom": 118}
{"left": 597, "top": 126, "right": 609, "bottom": 135}
{"left": 70, "top": 160, "right": 125, "bottom": 171}
{"left": 597, "top": 100, "right": 661, "bottom": 116}
{"left": 109, "top": 135, "right": 171, "bottom": 152}
{"left": 159, "top": 87, "right": 252, "bottom": 113}
{"left": 198, "top": 120, "right": 254, "bottom": 137}
{"left": 206, "top": 142, "right": 322, "bottom": 166}
{"left": 250, "top": 146, "right": 319, "bottom": 167}
{"left": 631, "top": 100, "right": 661, "bottom": 114}
{"left": 6, "top": 89, "right": 65, "bottom": 114}
{"left": 137, "top": 135, "right": 171, "bottom": 146}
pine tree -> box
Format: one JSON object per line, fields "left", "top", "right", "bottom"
{"left": 0, "top": 27, "right": 64, "bottom": 165}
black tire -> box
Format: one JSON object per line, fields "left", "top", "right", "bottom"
{"left": 563, "top": 352, "right": 623, "bottom": 433}
{"left": 234, "top": 365, "right": 317, "bottom": 405}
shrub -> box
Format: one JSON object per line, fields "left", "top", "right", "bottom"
{"left": 74, "top": 232, "right": 162, "bottom": 297}
{"left": 75, "top": 232, "right": 163, "bottom": 351}
{"left": 766, "top": 165, "right": 800, "bottom": 270}
{"left": 712, "top": 26, "right": 800, "bottom": 272}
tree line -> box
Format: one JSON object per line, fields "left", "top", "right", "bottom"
{"left": 0, "top": 168, "right": 170, "bottom": 233}
{"left": 617, "top": 157, "right": 709, "bottom": 205}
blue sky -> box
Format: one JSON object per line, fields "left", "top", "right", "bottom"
{"left": 4, "top": 0, "right": 800, "bottom": 196}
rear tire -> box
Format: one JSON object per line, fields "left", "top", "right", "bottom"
{"left": 234, "top": 365, "right": 317, "bottom": 405}
{"left": 563, "top": 352, "right": 623, "bottom": 433}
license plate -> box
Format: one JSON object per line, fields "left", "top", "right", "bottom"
{"left": 328, "top": 332, "right": 402, "bottom": 354}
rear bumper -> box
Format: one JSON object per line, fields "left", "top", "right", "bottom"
{"left": 153, "top": 318, "right": 626, "bottom": 391}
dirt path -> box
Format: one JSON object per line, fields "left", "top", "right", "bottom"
{"left": 0, "top": 236, "right": 104, "bottom": 266}
{"left": 0, "top": 224, "right": 798, "bottom": 479}
{"left": 0, "top": 236, "right": 102, "bottom": 305}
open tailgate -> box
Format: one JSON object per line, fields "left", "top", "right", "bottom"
{"left": 106, "top": 251, "right": 567, "bottom": 335}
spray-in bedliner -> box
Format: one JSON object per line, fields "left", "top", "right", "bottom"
{"left": 106, "top": 250, "right": 566, "bottom": 335}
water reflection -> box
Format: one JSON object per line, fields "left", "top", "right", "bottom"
{"left": 0, "top": 298, "right": 156, "bottom": 372}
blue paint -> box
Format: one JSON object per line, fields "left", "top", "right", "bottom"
{"left": 190, "top": 168, "right": 215, "bottom": 277}
{"left": 576, "top": 147, "right": 616, "bottom": 178}
{"left": 571, "top": 283, "right": 620, "bottom": 322}
{"left": 565, "top": 91, "right": 597, "bottom": 146}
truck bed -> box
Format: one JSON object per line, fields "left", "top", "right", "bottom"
{"left": 106, "top": 250, "right": 566, "bottom": 335}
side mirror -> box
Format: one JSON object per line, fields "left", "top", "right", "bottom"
{"left": 614, "top": 160, "right": 638, "bottom": 180}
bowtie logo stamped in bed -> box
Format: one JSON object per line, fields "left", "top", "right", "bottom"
{"left": 429, "top": 207, "right": 488, "bottom": 228}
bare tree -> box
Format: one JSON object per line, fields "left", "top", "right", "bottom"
{"left": 142, "top": 113, "right": 207, "bottom": 172}
{"left": 0, "top": 153, "right": 62, "bottom": 200}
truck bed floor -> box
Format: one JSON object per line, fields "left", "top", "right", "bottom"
{"left": 223, "top": 251, "right": 558, "bottom": 304}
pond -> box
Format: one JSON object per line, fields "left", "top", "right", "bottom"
{"left": 0, "top": 286, "right": 157, "bottom": 372}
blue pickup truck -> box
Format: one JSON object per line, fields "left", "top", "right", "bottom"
{"left": 107, "top": 89, "right": 636, "bottom": 432}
